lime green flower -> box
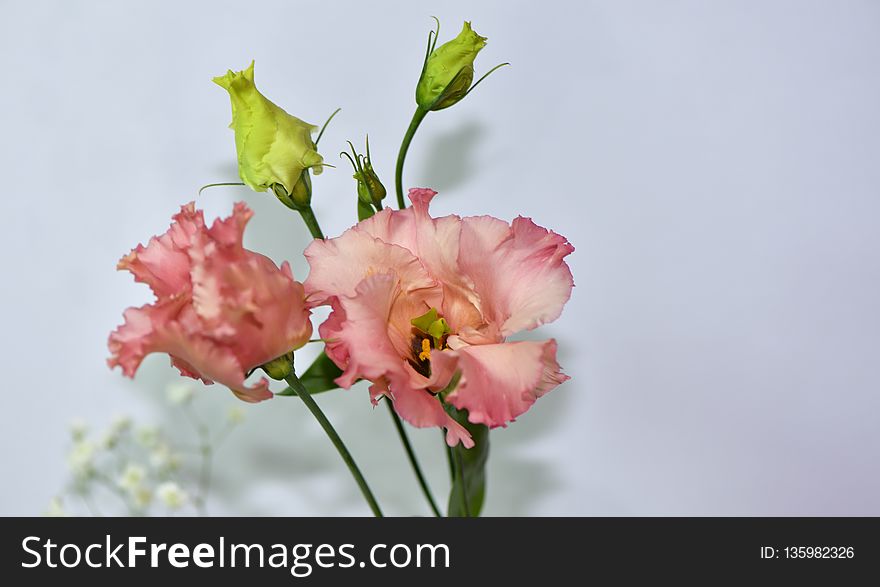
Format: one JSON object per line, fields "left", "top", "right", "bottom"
{"left": 213, "top": 61, "right": 324, "bottom": 200}
{"left": 416, "top": 21, "right": 487, "bottom": 111}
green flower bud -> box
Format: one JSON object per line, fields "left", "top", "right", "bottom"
{"left": 342, "top": 138, "right": 387, "bottom": 211}
{"left": 213, "top": 61, "right": 324, "bottom": 197}
{"left": 416, "top": 21, "right": 487, "bottom": 111}
{"left": 261, "top": 351, "right": 294, "bottom": 381}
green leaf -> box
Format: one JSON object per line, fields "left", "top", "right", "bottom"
{"left": 446, "top": 405, "right": 490, "bottom": 517}
{"left": 275, "top": 351, "right": 343, "bottom": 396}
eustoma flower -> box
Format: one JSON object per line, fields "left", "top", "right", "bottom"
{"left": 304, "top": 189, "right": 573, "bottom": 447}
{"left": 108, "top": 202, "right": 312, "bottom": 402}
{"left": 213, "top": 61, "right": 324, "bottom": 210}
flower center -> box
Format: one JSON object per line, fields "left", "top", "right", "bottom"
{"left": 408, "top": 307, "right": 451, "bottom": 378}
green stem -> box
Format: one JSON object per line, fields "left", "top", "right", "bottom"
{"left": 298, "top": 206, "right": 325, "bottom": 239}
{"left": 385, "top": 400, "right": 441, "bottom": 517}
{"left": 444, "top": 433, "right": 455, "bottom": 481}
{"left": 284, "top": 374, "right": 383, "bottom": 517}
{"left": 395, "top": 107, "right": 429, "bottom": 209}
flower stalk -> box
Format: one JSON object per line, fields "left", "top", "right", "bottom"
{"left": 395, "top": 107, "right": 428, "bottom": 209}
{"left": 298, "top": 205, "right": 325, "bottom": 240}
{"left": 283, "top": 373, "right": 384, "bottom": 517}
{"left": 385, "top": 400, "right": 441, "bottom": 517}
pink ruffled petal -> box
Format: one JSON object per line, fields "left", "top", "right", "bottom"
{"left": 318, "top": 295, "right": 350, "bottom": 374}
{"left": 447, "top": 340, "right": 569, "bottom": 427}
{"left": 207, "top": 201, "right": 252, "bottom": 246}
{"left": 358, "top": 189, "right": 483, "bottom": 333}
{"left": 323, "top": 272, "right": 417, "bottom": 388}
{"left": 304, "top": 227, "right": 437, "bottom": 304}
{"left": 109, "top": 201, "right": 310, "bottom": 404}
{"left": 152, "top": 322, "right": 273, "bottom": 403}
{"left": 316, "top": 271, "right": 470, "bottom": 446}
{"left": 117, "top": 203, "right": 205, "bottom": 299}
{"left": 107, "top": 297, "right": 186, "bottom": 377}
{"left": 389, "top": 380, "right": 473, "bottom": 448}
{"left": 459, "top": 215, "right": 574, "bottom": 337}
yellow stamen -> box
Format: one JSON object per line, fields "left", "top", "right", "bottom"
{"left": 418, "top": 338, "right": 432, "bottom": 362}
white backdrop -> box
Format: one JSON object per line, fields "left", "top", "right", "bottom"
{"left": 1, "top": 0, "right": 879, "bottom": 515}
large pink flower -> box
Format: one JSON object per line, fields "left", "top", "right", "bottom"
{"left": 304, "top": 189, "right": 573, "bottom": 446}
{"left": 108, "top": 202, "right": 312, "bottom": 402}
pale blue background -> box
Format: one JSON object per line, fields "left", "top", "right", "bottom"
{"left": 1, "top": 0, "right": 879, "bottom": 515}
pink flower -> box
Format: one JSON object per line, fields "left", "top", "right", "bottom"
{"left": 108, "top": 202, "right": 312, "bottom": 402}
{"left": 304, "top": 189, "right": 573, "bottom": 447}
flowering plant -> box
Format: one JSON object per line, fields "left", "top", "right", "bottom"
{"left": 108, "top": 19, "right": 573, "bottom": 517}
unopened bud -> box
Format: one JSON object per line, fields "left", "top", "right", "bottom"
{"left": 416, "top": 21, "right": 487, "bottom": 111}
{"left": 261, "top": 351, "right": 294, "bottom": 380}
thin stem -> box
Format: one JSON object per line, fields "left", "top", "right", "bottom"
{"left": 444, "top": 432, "right": 455, "bottom": 481}
{"left": 395, "top": 107, "right": 429, "bottom": 209}
{"left": 385, "top": 400, "right": 441, "bottom": 517}
{"left": 284, "top": 373, "right": 383, "bottom": 517}
{"left": 298, "top": 206, "right": 325, "bottom": 239}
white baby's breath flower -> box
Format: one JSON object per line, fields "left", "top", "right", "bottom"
{"left": 135, "top": 426, "right": 160, "bottom": 448}
{"left": 44, "top": 497, "right": 66, "bottom": 517}
{"left": 69, "top": 419, "right": 89, "bottom": 442}
{"left": 166, "top": 381, "right": 196, "bottom": 406}
{"left": 149, "top": 444, "right": 181, "bottom": 472}
{"left": 117, "top": 464, "right": 147, "bottom": 492}
{"left": 101, "top": 415, "right": 133, "bottom": 450}
{"left": 110, "top": 415, "right": 132, "bottom": 435}
{"left": 156, "top": 482, "right": 188, "bottom": 510}
{"left": 99, "top": 431, "right": 118, "bottom": 450}
{"left": 227, "top": 406, "right": 245, "bottom": 425}
{"left": 67, "top": 440, "right": 97, "bottom": 477}
{"left": 131, "top": 486, "right": 153, "bottom": 509}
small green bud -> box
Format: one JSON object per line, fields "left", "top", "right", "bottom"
{"left": 213, "top": 61, "right": 324, "bottom": 197}
{"left": 261, "top": 351, "right": 294, "bottom": 381}
{"left": 416, "top": 21, "right": 487, "bottom": 111}
{"left": 342, "top": 137, "right": 387, "bottom": 212}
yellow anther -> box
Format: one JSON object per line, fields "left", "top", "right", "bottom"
{"left": 418, "top": 338, "right": 432, "bottom": 362}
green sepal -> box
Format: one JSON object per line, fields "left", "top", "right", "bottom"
{"left": 261, "top": 351, "right": 294, "bottom": 380}
{"left": 275, "top": 351, "right": 343, "bottom": 396}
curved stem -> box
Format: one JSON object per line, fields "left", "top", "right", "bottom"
{"left": 298, "top": 206, "right": 325, "bottom": 239}
{"left": 284, "top": 374, "right": 383, "bottom": 517}
{"left": 385, "top": 400, "right": 441, "bottom": 517}
{"left": 395, "top": 107, "right": 429, "bottom": 209}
